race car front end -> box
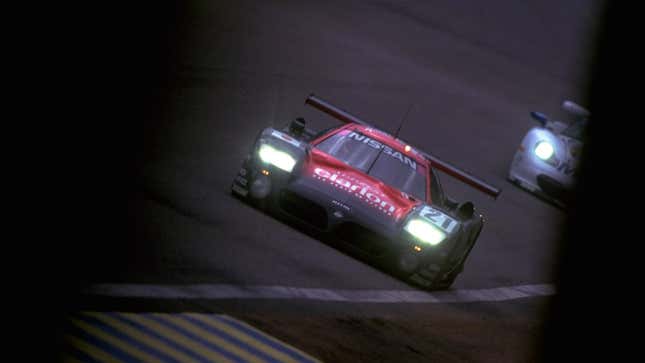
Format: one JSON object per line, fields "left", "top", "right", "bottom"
{"left": 508, "top": 127, "right": 577, "bottom": 203}
{"left": 232, "top": 125, "right": 482, "bottom": 288}
{"left": 231, "top": 94, "right": 501, "bottom": 289}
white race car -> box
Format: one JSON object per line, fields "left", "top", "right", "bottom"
{"left": 508, "top": 100, "right": 589, "bottom": 206}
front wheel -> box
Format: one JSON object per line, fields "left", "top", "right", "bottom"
{"left": 432, "top": 215, "right": 484, "bottom": 289}
{"left": 395, "top": 249, "right": 421, "bottom": 277}
{"left": 393, "top": 249, "right": 445, "bottom": 289}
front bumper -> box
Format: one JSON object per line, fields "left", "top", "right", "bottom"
{"left": 231, "top": 157, "right": 451, "bottom": 266}
{"left": 508, "top": 150, "right": 573, "bottom": 202}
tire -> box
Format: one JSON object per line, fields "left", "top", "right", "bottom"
{"left": 431, "top": 263, "right": 463, "bottom": 290}
{"left": 395, "top": 249, "right": 421, "bottom": 277}
{"left": 407, "top": 214, "right": 484, "bottom": 290}
{"left": 435, "top": 215, "right": 484, "bottom": 289}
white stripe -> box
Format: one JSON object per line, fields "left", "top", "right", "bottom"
{"left": 85, "top": 283, "right": 555, "bottom": 304}
{"left": 271, "top": 130, "right": 301, "bottom": 148}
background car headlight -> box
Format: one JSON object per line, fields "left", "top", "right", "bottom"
{"left": 534, "top": 141, "right": 555, "bottom": 160}
{"left": 258, "top": 144, "right": 296, "bottom": 172}
{"left": 404, "top": 219, "right": 446, "bottom": 246}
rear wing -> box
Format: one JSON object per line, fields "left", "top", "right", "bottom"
{"left": 562, "top": 100, "right": 590, "bottom": 119}
{"left": 305, "top": 94, "right": 502, "bottom": 198}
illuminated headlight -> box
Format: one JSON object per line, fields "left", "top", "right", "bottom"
{"left": 534, "top": 141, "right": 555, "bottom": 160}
{"left": 404, "top": 219, "right": 446, "bottom": 246}
{"left": 258, "top": 144, "right": 296, "bottom": 172}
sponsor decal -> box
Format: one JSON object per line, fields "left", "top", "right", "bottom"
{"left": 314, "top": 167, "right": 398, "bottom": 216}
{"left": 331, "top": 200, "right": 351, "bottom": 211}
{"left": 347, "top": 132, "right": 417, "bottom": 171}
{"left": 419, "top": 206, "right": 458, "bottom": 233}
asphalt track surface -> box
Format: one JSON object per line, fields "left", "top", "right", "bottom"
{"left": 62, "top": 0, "right": 603, "bottom": 361}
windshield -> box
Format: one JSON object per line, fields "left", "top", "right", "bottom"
{"left": 561, "top": 119, "right": 587, "bottom": 141}
{"left": 315, "top": 129, "right": 427, "bottom": 200}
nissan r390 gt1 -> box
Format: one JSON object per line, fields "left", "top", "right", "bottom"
{"left": 508, "top": 100, "right": 589, "bottom": 206}
{"left": 231, "top": 94, "right": 501, "bottom": 289}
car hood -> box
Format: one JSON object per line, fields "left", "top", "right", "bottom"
{"left": 300, "top": 148, "right": 422, "bottom": 224}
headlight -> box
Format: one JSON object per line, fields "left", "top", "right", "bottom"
{"left": 404, "top": 219, "right": 446, "bottom": 246}
{"left": 258, "top": 144, "right": 296, "bottom": 172}
{"left": 534, "top": 141, "right": 555, "bottom": 160}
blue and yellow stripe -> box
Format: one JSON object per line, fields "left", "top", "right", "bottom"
{"left": 64, "top": 312, "right": 321, "bottom": 363}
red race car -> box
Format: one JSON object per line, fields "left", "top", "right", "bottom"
{"left": 232, "top": 94, "right": 501, "bottom": 289}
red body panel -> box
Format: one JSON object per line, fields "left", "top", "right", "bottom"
{"left": 305, "top": 94, "right": 501, "bottom": 198}
{"left": 310, "top": 124, "right": 432, "bottom": 205}
{"left": 311, "top": 124, "right": 426, "bottom": 165}
{"left": 304, "top": 146, "right": 422, "bottom": 221}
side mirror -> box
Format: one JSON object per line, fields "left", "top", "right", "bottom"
{"left": 456, "top": 201, "right": 474, "bottom": 220}
{"left": 288, "top": 117, "right": 306, "bottom": 139}
{"left": 530, "top": 111, "right": 548, "bottom": 126}
{"left": 443, "top": 197, "right": 459, "bottom": 210}
{"left": 562, "top": 100, "right": 590, "bottom": 118}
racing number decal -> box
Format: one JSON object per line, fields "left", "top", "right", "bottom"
{"left": 419, "top": 206, "right": 458, "bottom": 233}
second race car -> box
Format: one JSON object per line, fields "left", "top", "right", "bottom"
{"left": 231, "top": 94, "right": 501, "bottom": 289}
{"left": 508, "top": 100, "right": 589, "bottom": 206}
